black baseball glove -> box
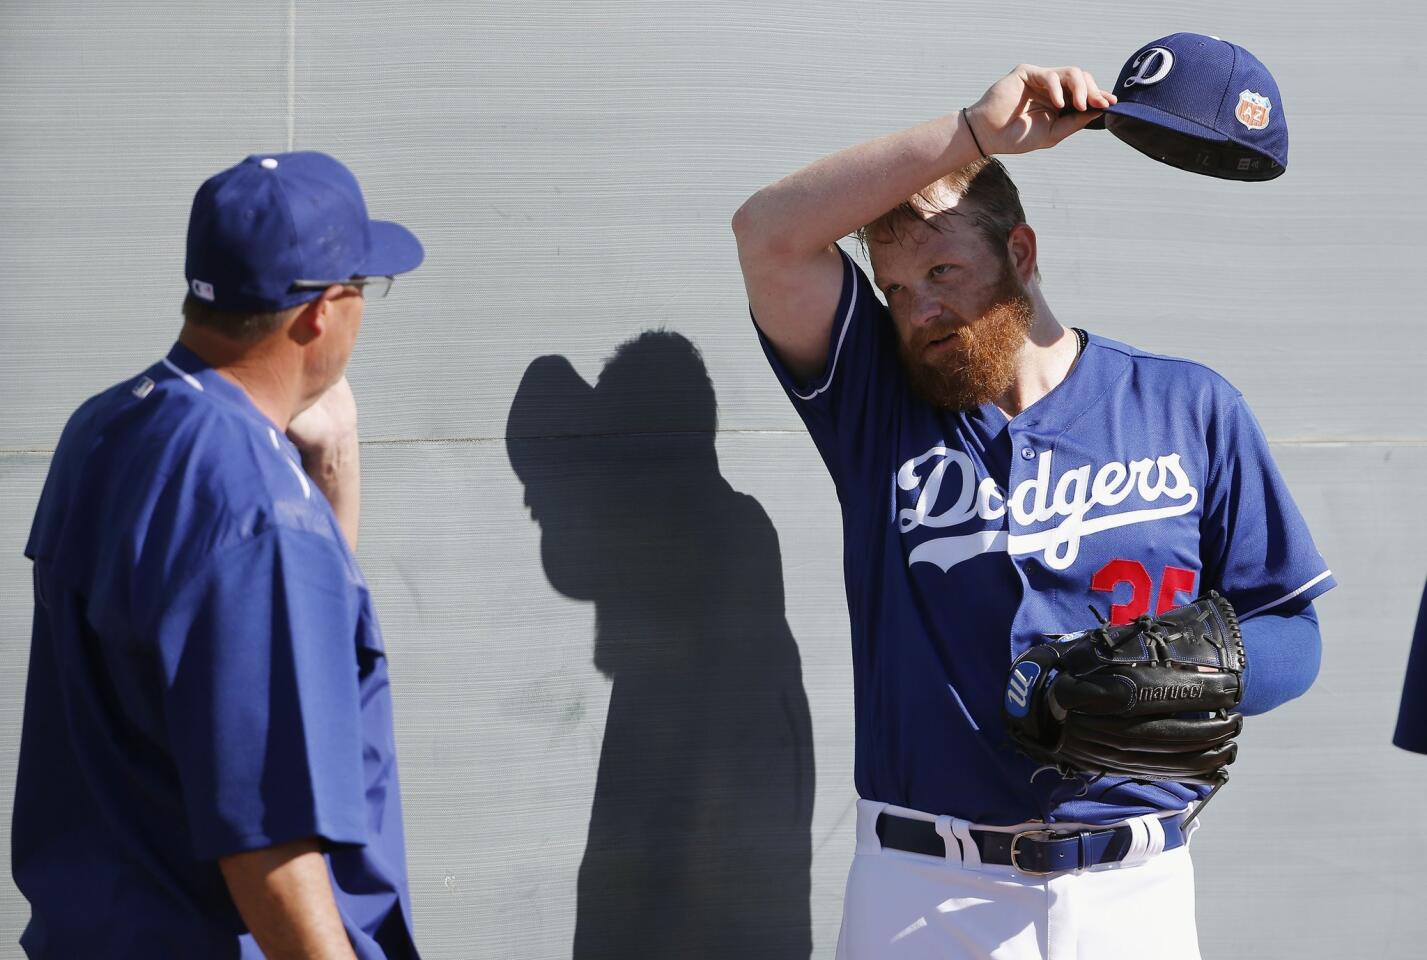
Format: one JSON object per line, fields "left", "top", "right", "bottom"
{"left": 1002, "top": 592, "right": 1246, "bottom": 785}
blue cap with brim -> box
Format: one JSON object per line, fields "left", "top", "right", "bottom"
{"left": 185, "top": 151, "right": 424, "bottom": 312}
{"left": 1091, "top": 33, "right": 1288, "bottom": 181}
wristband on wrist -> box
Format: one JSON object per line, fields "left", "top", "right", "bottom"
{"left": 961, "top": 107, "right": 988, "bottom": 160}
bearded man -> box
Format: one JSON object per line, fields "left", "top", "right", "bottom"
{"left": 732, "top": 64, "right": 1333, "bottom": 960}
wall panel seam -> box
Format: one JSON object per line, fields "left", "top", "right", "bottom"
{"left": 3, "top": 436, "right": 1426, "bottom": 455}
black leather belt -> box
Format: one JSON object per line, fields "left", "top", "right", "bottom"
{"left": 875, "top": 812, "right": 1186, "bottom": 877}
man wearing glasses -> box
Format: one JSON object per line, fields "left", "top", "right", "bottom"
{"left": 13, "top": 152, "right": 423, "bottom": 959}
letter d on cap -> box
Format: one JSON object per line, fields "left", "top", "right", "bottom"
{"left": 1124, "top": 47, "right": 1174, "bottom": 87}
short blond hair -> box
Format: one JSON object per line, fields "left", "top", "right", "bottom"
{"left": 857, "top": 157, "right": 1030, "bottom": 262}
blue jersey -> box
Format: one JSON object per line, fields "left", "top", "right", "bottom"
{"left": 15, "top": 344, "right": 417, "bottom": 959}
{"left": 1393, "top": 581, "right": 1427, "bottom": 754}
{"left": 757, "top": 250, "right": 1335, "bottom": 825}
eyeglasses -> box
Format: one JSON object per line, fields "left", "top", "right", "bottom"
{"left": 290, "top": 275, "right": 395, "bottom": 299}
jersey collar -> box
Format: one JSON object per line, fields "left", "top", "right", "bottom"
{"left": 970, "top": 332, "right": 1129, "bottom": 439}
{"left": 162, "top": 342, "right": 287, "bottom": 434}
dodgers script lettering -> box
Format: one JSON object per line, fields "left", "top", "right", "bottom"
{"left": 896, "top": 447, "right": 1199, "bottom": 572}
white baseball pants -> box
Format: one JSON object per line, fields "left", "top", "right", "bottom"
{"left": 835, "top": 799, "right": 1201, "bottom": 960}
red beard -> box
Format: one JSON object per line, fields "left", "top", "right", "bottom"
{"left": 897, "top": 266, "right": 1034, "bottom": 411}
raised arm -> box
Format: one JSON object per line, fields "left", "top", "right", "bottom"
{"left": 287, "top": 376, "right": 362, "bottom": 552}
{"left": 731, "top": 64, "right": 1114, "bottom": 382}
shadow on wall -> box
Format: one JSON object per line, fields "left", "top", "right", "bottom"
{"left": 507, "top": 330, "right": 814, "bottom": 960}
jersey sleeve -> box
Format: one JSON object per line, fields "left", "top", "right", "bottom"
{"left": 1199, "top": 392, "right": 1336, "bottom": 617}
{"left": 753, "top": 247, "right": 901, "bottom": 482}
{"left": 1393, "top": 580, "right": 1427, "bottom": 754}
{"left": 155, "top": 526, "right": 369, "bottom": 861}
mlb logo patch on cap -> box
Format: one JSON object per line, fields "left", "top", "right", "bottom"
{"left": 1235, "top": 90, "right": 1272, "bottom": 130}
{"left": 1093, "top": 33, "right": 1288, "bottom": 181}
{"left": 183, "top": 151, "right": 424, "bottom": 313}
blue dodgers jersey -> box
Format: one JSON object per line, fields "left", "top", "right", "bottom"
{"left": 15, "top": 344, "right": 418, "bottom": 960}
{"left": 757, "top": 250, "right": 1335, "bottom": 826}
{"left": 1393, "top": 580, "right": 1427, "bottom": 754}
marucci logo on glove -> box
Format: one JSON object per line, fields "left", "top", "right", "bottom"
{"left": 1139, "top": 681, "right": 1206, "bottom": 703}
{"left": 895, "top": 446, "right": 1199, "bottom": 572}
{"left": 1005, "top": 661, "right": 1040, "bottom": 718}
{"left": 1002, "top": 592, "right": 1246, "bottom": 787}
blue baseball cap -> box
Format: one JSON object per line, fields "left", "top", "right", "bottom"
{"left": 185, "top": 151, "right": 424, "bottom": 312}
{"left": 1093, "top": 33, "right": 1288, "bottom": 181}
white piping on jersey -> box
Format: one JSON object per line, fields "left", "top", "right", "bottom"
{"left": 1241, "top": 570, "right": 1332, "bottom": 618}
{"left": 791, "top": 251, "right": 859, "bottom": 401}
{"left": 269, "top": 427, "right": 312, "bottom": 499}
{"left": 161, "top": 357, "right": 204, "bottom": 392}
{"left": 283, "top": 457, "right": 312, "bottom": 499}
{"left": 945, "top": 682, "right": 980, "bottom": 731}
{"left": 268, "top": 427, "right": 313, "bottom": 502}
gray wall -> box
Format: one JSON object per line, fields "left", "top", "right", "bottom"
{"left": 2, "top": 0, "right": 1424, "bottom": 957}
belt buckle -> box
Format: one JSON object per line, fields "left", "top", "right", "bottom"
{"left": 1008, "top": 829, "right": 1060, "bottom": 877}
